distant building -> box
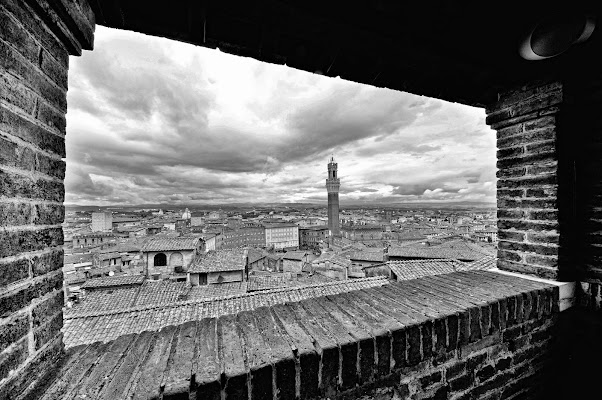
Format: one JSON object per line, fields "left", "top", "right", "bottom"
{"left": 200, "top": 234, "right": 216, "bottom": 252}
{"left": 141, "top": 237, "right": 203, "bottom": 279}
{"left": 221, "top": 223, "right": 265, "bottom": 249}
{"left": 207, "top": 210, "right": 227, "bottom": 220}
{"left": 181, "top": 208, "right": 191, "bottom": 220}
{"left": 91, "top": 212, "right": 112, "bottom": 232}
{"left": 73, "top": 232, "right": 115, "bottom": 249}
{"left": 190, "top": 216, "right": 203, "bottom": 226}
{"left": 341, "top": 225, "right": 383, "bottom": 241}
{"left": 326, "top": 156, "right": 341, "bottom": 242}
{"left": 312, "top": 252, "right": 350, "bottom": 280}
{"left": 299, "top": 226, "right": 328, "bottom": 251}
{"left": 188, "top": 248, "right": 248, "bottom": 286}
{"left": 282, "top": 251, "right": 310, "bottom": 274}
{"left": 264, "top": 223, "right": 299, "bottom": 250}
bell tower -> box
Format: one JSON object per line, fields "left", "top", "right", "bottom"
{"left": 326, "top": 156, "right": 341, "bottom": 242}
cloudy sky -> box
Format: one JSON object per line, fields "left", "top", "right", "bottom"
{"left": 65, "top": 26, "right": 496, "bottom": 206}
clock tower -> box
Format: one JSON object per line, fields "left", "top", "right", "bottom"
{"left": 326, "top": 156, "right": 341, "bottom": 243}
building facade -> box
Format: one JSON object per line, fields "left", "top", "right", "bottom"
{"left": 188, "top": 249, "right": 247, "bottom": 286}
{"left": 91, "top": 212, "right": 112, "bottom": 232}
{"left": 220, "top": 223, "right": 265, "bottom": 249}
{"left": 299, "top": 226, "right": 329, "bottom": 251}
{"left": 141, "top": 237, "right": 203, "bottom": 279}
{"left": 341, "top": 225, "right": 384, "bottom": 241}
{"left": 264, "top": 223, "right": 299, "bottom": 250}
{"left": 73, "top": 232, "right": 115, "bottom": 248}
{"left": 326, "top": 156, "right": 340, "bottom": 241}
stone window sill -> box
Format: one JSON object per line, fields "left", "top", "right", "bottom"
{"left": 41, "top": 270, "right": 564, "bottom": 399}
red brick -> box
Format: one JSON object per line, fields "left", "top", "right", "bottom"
{"left": 36, "top": 101, "right": 66, "bottom": 134}
{"left": 0, "top": 72, "right": 37, "bottom": 115}
{"left": 33, "top": 311, "right": 62, "bottom": 350}
{"left": 0, "top": 257, "right": 29, "bottom": 287}
{"left": 498, "top": 241, "right": 558, "bottom": 256}
{"left": 0, "top": 338, "right": 28, "bottom": 381}
{"left": 32, "top": 289, "right": 63, "bottom": 327}
{"left": 497, "top": 128, "right": 556, "bottom": 149}
{"left": 0, "top": 170, "right": 64, "bottom": 202}
{"left": 30, "top": 248, "right": 63, "bottom": 277}
{"left": 497, "top": 175, "right": 557, "bottom": 189}
{"left": 1, "top": 0, "right": 69, "bottom": 67}
{"left": 0, "top": 271, "right": 62, "bottom": 318}
{"left": 0, "top": 313, "right": 29, "bottom": 352}
{"left": 0, "top": 107, "right": 65, "bottom": 156}
{"left": 0, "top": 227, "right": 63, "bottom": 258}
{"left": 0, "top": 39, "right": 67, "bottom": 112}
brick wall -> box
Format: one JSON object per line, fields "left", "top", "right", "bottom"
{"left": 39, "top": 271, "right": 560, "bottom": 399}
{"left": 0, "top": 0, "right": 93, "bottom": 396}
{"left": 486, "top": 81, "right": 565, "bottom": 281}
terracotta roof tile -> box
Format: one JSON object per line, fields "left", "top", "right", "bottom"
{"left": 62, "top": 277, "right": 389, "bottom": 348}
{"left": 388, "top": 239, "right": 495, "bottom": 261}
{"left": 141, "top": 237, "right": 199, "bottom": 252}
{"left": 80, "top": 275, "right": 145, "bottom": 289}
{"left": 189, "top": 249, "right": 247, "bottom": 273}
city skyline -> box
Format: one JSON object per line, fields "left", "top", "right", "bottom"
{"left": 65, "top": 26, "right": 496, "bottom": 206}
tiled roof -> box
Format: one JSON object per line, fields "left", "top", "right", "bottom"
{"left": 80, "top": 275, "right": 145, "bottom": 289}
{"left": 349, "top": 250, "right": 385, "bottom": 262}
{"left": 457, "top": 255, "right": 497, "bottom": 271}
{"left": 65, "top": 287, "right": 140, "bottom": 317}
{"left": 189, "top": 249, "right": 247, "bottom": 273}
{"left": 387, "top": 256, "right": 496, "bottom": 281}
{"left": 48, "top": 271, "right": 555, "bottom": 399}
{"left": 133, "top": 281, "right": 190, "bottom": 306}
{"left": 247, "top": 275, "right": 289, "bottom": 291}
{"left": 282, "top": 251, "right": 307, "bottom": 260}
{"left": 62, "top": 277, "right": 389, "bottom": 348}
{"left": 247, "top": 249, "right": 266, "bottom": 264}
{"left": 187, "top": 282, "right": 248, "bottom": 300}
{"left": 141, "top": 237, "right": 199, "bottom": 252}
{"left": 388, "top": 239, "right": 494, "bottom": 261}
{"left": 388, "top": 259, "right": 463, "bottom": 281}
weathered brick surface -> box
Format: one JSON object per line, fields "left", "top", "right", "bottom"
{"left": 32, "top": 289, "right": 63, "bottom": 327}
{"left": 0, "top": 170, "right": 65, "bottom": 202}
{"left": 0, "top": 338, "right": 28, "bottom": 382}
{"left": 34, "top": 310, "right": 63, "bottom": 350}
{"left": 487, "top": 81, "right": 563, "bottom": 280}
{"left": 1, "top": 0, "right": 90, "bottom": 395}
{"left": 0, "top": 202, "right": 64, "bottom": 226}
{"left": 0, "top": 271, "right": 63, "bottom": 317}
{"left": 0, "top": 227, "right": 63, "bottom": 258}
{"left": 0, "top": 313, "right": 29, "bottom": 353}
{"left": 37, "top": 271, "right": 559, "bottom": 400}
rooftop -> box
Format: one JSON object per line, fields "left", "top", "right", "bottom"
{"left": 141, "top": 237, "right": 199, "bottom": 252}
{"left": 62, "top": 277, "right": 389, "bottom": 348}
{"left": 189, "top": 249, "right": 247, "bottom": 273}
{"left": 388, "top": 239, "right": 496, "bottom": 261}
{"left": 80, "top": 275, "right": 145, "bottom": 289}
{"left": 282, "top": 250, "right": 308, "bottom": 260}
{"left": 386, "top": 257, "right": 497, "bottom": 282}
{"left": 349, "top": 250, "right": 385, "bottom": 262}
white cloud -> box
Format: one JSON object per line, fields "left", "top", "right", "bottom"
{"left": 65, "top": 26, "right": 496, "bottom": 206}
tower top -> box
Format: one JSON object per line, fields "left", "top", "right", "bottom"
{"left": 329, "top": 154, "right": 336, "bottom": 164}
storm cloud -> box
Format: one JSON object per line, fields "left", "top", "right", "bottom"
{"left": 65, "top": 26, "right": 496, "bottom": 206}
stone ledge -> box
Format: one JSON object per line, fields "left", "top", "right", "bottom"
{"left": 39, "top": 270, "right": 559, "bottom": 400}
